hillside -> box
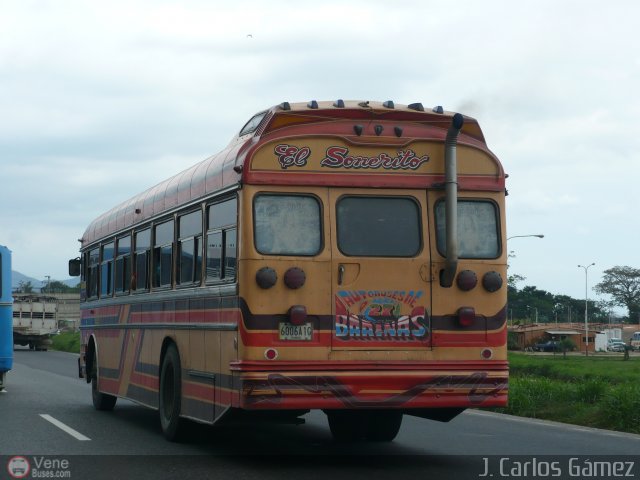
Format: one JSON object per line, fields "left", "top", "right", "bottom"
{"left": 11, "top": 271, "right": 78, "bottom": 290}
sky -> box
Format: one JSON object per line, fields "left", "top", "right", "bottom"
{"left": 1, "top": 0, "right": 638, "bottom": 312}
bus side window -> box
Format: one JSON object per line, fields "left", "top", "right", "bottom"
{"left": 115, "top": 235, "right": 131, "bottom": 294}
{"left": 178, "top": 210, "right": 203, "bottom": 286}
{"left": 100, "top": 242, "right": 115, "bottom": 297}
{"left": 206, "top": 198, "right": 237, "bottom": 283}
{"left": 153, "top": 220, "right": 174, "bottom": 288}
{"left": 87, "top": 248, "right": 100, "bottom": 299}
{"left": 133, "top": 228, "right": 151, "bottom": 292}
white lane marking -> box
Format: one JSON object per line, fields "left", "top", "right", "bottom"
{"left": 39, "top": 414, "right": 91, "bottom": 441}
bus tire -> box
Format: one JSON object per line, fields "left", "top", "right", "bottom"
{"left": 365, "top": 411, "right": 403, "bottom": 442}
{"left": 159, "top": 344, "right": 185, "bottom": 442}
{"left": 326, "top": 410, "right": 367, "bottom": 441}
{"left": 91, "top": 352, "right": 117, "bottom": 411}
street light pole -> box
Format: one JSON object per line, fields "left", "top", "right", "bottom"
{"left": 578, "top": 263, "right": 595, "bottom": 356}
{"left": 507, "top": 234, "right": 545, "bottom": 241}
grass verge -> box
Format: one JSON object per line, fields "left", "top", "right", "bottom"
{"left": 50, "top": 331, "right": 80, "bottom": 354}
{"left": 496, "top": 353, "right": 640, "bottom": 434}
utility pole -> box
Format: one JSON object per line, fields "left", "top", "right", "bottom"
{"left": 578, "top": 263, "right": 595, "bottom": 356}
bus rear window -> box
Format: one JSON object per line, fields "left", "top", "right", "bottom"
{"left": 337, "top": 196, "right": 421, "bottom": 257}
{"left": 435, "top": 200, "right": 500, "bottom": 259}
{"left": 254, "top": 194, "right": 321, "bottom": 256}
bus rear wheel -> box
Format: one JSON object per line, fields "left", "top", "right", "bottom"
{"left": 159, "top": 344, "right": 186, "bottom": 441}
{"left": 365, "top": 411, "right": 403, "bottom": 442}
{"left": 327, "top": 410, "right": 403, "bottom": 442}
{"left": 91, "top": 352, "right": 117, "bottom": 411}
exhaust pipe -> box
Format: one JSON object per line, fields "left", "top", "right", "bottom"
{"left": 440, "top": 113, "right": 464, "bottom": 287}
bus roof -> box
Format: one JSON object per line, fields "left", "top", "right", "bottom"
{"left": 81, "top": 100, "right": 503, "bottom": 248}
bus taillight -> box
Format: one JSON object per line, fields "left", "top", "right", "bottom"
{"left": 256, "top": 267, "right": 277, "bottom": 289}
{"left": 456, "top": 270, "right": 477, "bottom": 291}
{"left": 284, "top": 267, "right": 305, "bottom": 289}
{"left": 288, "top": 305, "right": 307, "bottom": 325}
{"left": 482, "top": 271, "right": 503, "bottom": 292}
{"left": 457, "top": 307, "right": 475, "bottom": 327}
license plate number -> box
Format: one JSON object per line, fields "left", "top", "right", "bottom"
{"left": 279, "top": 322, "right": 313, "bottom": 341}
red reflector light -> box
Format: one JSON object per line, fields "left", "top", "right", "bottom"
{"left": 289, "top": 305, "right": 307, "bottom": 326}
{"left": 265, "top": 348, "right": 278, "bottom": 360}
{"left": 481, "top": 349, "right": 493, "bottom": 359}
{"left": 458, "top": 307, "right": 475, "bottom": 327}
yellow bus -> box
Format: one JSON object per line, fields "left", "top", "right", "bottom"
{"left": 70, "top": 100, "right": 508, "bottom": 442}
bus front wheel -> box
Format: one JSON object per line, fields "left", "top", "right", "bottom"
{"left": 159, "top": 344, "right": 185, "bottom": 441}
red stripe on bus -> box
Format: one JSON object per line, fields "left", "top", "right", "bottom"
{"left": 244, "top": 171, "right": 505, "bottom": 191}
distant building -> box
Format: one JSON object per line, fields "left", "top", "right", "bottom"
{"left": 508, "top": 322, "right": 622, "bottom": 352}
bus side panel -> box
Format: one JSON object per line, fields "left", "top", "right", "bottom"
{"left": 0, "top": 246, "right": 13, "bottom": 384}
{"left": 219, "top": 330, "right": 239, "bottom": 413}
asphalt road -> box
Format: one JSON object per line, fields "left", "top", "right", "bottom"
{"left": 1, "top": 348, "right": 639, "bottom": 479}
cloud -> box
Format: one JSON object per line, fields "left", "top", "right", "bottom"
{"left": 1, "top": 0, "right": 639, "bottom": 301}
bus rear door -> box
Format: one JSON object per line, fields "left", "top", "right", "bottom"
{"left": 328, "top": 188, "right": 431, "bottom": 354}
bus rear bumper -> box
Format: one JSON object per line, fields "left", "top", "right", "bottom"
{"left": 235, "top": 364, "right": 508, "bottom": 411}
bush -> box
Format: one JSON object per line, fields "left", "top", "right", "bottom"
{"left": 51, "top": 331, "right": 80, "bottom": 353}
{"left": 576, "top": 379, "right": 607, "bottom": 404}
{"left": 600, "top": 385, "right": 640, "bottom": 433}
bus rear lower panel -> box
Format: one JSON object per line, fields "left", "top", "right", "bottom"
{"left": 234, "top": 364, "right": 508, "bottom": 412}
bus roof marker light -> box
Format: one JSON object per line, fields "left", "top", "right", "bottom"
{"left": 374, "top": 125, "right": 384, "bottom": 136}
{"left": 284, "top": 267, "right": 305, "bottom": 289}
{"left": 383, "top": 100, "right": 395, "bottom": 109}
{"left": 256, "top": 267, "right": 277, "bottom": 289}
{"left": 408, "top": 103, "right": 424, "bottom": 112}
{"left": 394, "top": 126, "right": 403, "bottom": 137}
{"left": 333, "top": 99, "right": 345, "bottom": 108}
{"left": 353, "top": 125, "right": 364, "bottom": 136}
{"left": 432, "top": 106, "right": 444, "bottom": 114}
{"left": 279, "top": 102, "right": 291, "bottom": 111}
{"left": 307, "top": 100, "right": 318, "bottom": 109}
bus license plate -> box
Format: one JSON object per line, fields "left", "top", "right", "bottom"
{"left": 279, "top": 322, "right": 313, "bottom": 341}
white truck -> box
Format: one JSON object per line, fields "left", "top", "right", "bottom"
{"left": 12, "top": 295, "right": 58, "bottom": 351}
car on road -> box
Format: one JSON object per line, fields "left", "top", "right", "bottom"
{"left": 607, "top": 339, "right": 627, "bottom": 352}
{"left": 533, "top": 340, "right": 561, "bottom": 352}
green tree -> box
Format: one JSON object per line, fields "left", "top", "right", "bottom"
{"left": 42, "top": 280, "right": 70, "bottom": 294}
{"left": 594, "top": 266, "right": 640, "bottom": 323}
{"left": 507, "top": 250, "right": 526, "bottom": 289}
{"left": 18, "top": 280, "right": 33, "bottom": 293}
